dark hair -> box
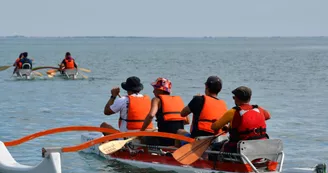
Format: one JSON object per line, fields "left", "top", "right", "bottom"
{"left": 65, "top": 52, "right": 71, "bottom": 56}
{"left": 158, "top": 89, "right": 170, "bottom": 95}
{"left": 206, "top": 82, "right": 222, "bottom": 94}
{"left": 19, "top": 53, "right": 23, "bottom": 58}
{"left": 131, "top": 90, "right": 140, "bottom": 94}
{"left": 22, "top": 52, "right": 28, "bottom": 58}
{"left": 205, "top": 76, "right": 222, "bottom": 95}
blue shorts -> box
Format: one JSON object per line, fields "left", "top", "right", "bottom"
{"left": 180, "top": 133, "right": 192, "bottom": 146}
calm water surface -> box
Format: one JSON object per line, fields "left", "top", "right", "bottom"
{"left": 0, "top": 37, "right": 327, "bottom": 173}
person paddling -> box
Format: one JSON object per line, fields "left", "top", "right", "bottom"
{"left": 211, "top": 86, "right": 271, "bottom": 153}
{"left": 100, "top": 76, "right": 153, "bottom": 135}
{"left": 176, "top": 76, "right": 228, "bottom": 146}
{"left": 12, "top": 53, "right": 23, "bottom": 74}
{"left": 140, "top": 77, "right": 190, "bottom": 146}
{"left": 59, "top": 52, "right": 77, "bottom": 73}
{"left": 18, "top": 52, "right": 32, "bottom": 69}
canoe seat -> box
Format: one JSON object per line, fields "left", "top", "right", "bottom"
{"left": 22, "top": 63, "right": 31, "bottom": 69}
{"left": 238, "top": 139, "right": 283, "bottom": 164}
{"left": 208, "top": 139, "right": 283, "bottom": 172}
{"left": 64, "top": 69, "right": 78, "bottom": 75}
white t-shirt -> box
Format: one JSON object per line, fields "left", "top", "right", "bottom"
{"left": 110, "top": 93, "right": 144, "bottom": 132}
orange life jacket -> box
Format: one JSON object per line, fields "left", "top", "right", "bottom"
{"left": 14, "top": 58, "right": 20, "bottom": 65}
{"left": 17, "top": 62, "right": 22, "bottom": 69}
{"left": 119, "top": 95, "right": 153, "bottom": 130}
{"left": 197, "top": 95, "right": 227, "bottom": 134}
{"left": 65, "top": 58, "right": 75, "bottom": 69}
{"left": 229, "top": 105, "right": 267, "bottom": 142}
{"left": 158, "top": 95, "right": 186, "bottom": 121}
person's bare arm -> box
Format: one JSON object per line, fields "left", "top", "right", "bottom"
{"left": 140, "top": 97, "right": 160, "bottom": 131}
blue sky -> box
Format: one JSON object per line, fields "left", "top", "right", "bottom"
{"left": 0, "top": 0, "right": 327, "bottom": 37}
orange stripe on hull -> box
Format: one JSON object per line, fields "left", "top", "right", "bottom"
{"left": 109, "top": 150, "right": 278, "bottom": 172}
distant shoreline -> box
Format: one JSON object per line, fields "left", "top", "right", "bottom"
{"left": 1, "top": 35, "right": 328, "bottom": 39}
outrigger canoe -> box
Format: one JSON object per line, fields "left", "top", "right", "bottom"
{"left": 60, "top": 69, "right": 79, "bottom": 79}
{"left": 0, "top": 126, "right": 286, "bottom": 173}
{"left": 47, "top": 68, "right": 80, "bottom": 79}
{"left": 14, "top": 69, "right": 35, "bottom": 79}
{"left": 81, "top": 132, "right": 285, "bottom": 173}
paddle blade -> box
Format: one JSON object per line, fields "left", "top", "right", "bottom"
{"left": 79, "top": 68, "right": 91, "bottom": 73}
{"left": 47, "top": 72, "right": 56, "bottom": 78}
{"left": 81, "top": 74, "right": 88, "bottom": 79}
{"left": 172, "top": 137, "right": 213, "bottom": 165}
{"left": 0, "top": 66, "right": 11, "bottom": 71}
{"left": 47, "top": 69, "right": 58, "bottom": 74}
{"left": 33, "top": 71, "right": 43, "bottom": 77}
{"left": 99, "top": 137, "right": 136, "bottom": 155}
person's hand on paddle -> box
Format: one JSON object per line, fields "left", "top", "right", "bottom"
{"left": 193, "top": 93, "right": 201, "bottom": 97}
{"left": 221, "top": 125, "right": 229, "bottom": 132}
{"left": 111, "top": 87, "right": 120, "bottom": 97}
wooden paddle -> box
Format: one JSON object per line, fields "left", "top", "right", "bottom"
{"left": 46, "top": 69, "right": 58, "bottom": 78}
{"left": 172, "top": 132, "right": 225, "bottom": 165}
{"left": 99, "top": 136, "right": 137, "bottom": 154}
{"left": 32, "top": 71, "right": 43, "bottom": 77}
{"left": 80, "top": 73, "right": 88, "bottom": 79}
{"left": 99, "top": 128, "right": 155, "bottom": 155}
{"left": 79, "top": 68, "right": 91, "bottom": 73}
{"left": 47, "top": 69, "right": 58, "bottom": 74}
{"left": 0, "top": 66, "right": 11, "bottom": 71}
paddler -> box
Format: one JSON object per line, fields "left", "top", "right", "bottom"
{"left": 176, "top": 76, "right": 228, "bottom": 146}
{"left": 140, "top": 77, "right": 190, "bottom": 146}
{"left": 101, "top": 76, "right": 153, "bottom": 135}
{"left": 211, "top": 86, "right": 271, "bottom": 153}
{"left": 18, "top": 52, "right": 33, "bottom": 69}
{"left": 59, "top": 52, "right": 77, "bottom": 73}
{"left": 12, "top": 53, "right": 23, "bottom": 74}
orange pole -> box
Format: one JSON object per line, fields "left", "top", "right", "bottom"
{"left": 4, "top": 126, "right": 120, "bottom": 147}
{"left": 62, "top": 131, "right": 195, "bottom": 152}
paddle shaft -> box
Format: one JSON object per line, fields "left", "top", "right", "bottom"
{"left": 0, "top": 65, "right": 11, "bottom": 71}
{"left": 172, "top": 132, "right": 226, "bottom": 165}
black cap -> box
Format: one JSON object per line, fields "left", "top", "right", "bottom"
{"left": 205, "top": 76, "right": 222, "bottom": 93}
{"left": 121, "top": 76, "right": 144, "bottom": 92}
{"left": 232, "top": 86, "right": 252, "bottom": 101}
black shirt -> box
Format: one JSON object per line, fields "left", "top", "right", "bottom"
{"left": 156, "top": 105, "right": 184, "bottom": 146}
{"left": 188, "top": 95, "right": 217, "bottom": 138}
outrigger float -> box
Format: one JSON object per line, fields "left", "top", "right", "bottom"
{"left": 0, "top": 126, "right": 286, "bottom": 173}
{"left": 45, "top": 67, "right": 88, "bottom": 79}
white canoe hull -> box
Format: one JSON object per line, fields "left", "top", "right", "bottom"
{"left": 15, "top": 69, "right": 35, "bottom": 80}
{"left": 61, "top": 69, "right": 78, "bottom": 79}
{"left": 0, "top": 141, "right": 61, "bottom": 173}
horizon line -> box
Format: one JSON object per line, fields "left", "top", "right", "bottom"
{"left": 1, "top": 35, "right": 328, "bottom": 39}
